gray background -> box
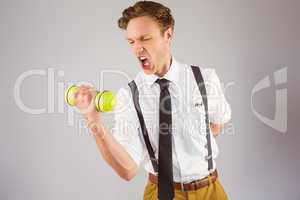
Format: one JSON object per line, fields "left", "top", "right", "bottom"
{"left": 1, "top": 0, "right": 299, "bottom": 199}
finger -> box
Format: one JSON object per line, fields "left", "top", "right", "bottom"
{"left": 76, "top": 91, "right": 91, "bottom": 108}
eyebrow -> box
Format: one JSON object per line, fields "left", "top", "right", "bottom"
{"left": 126, "top": 34, "right": 152, "bottom": 41}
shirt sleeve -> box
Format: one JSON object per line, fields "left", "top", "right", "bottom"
{"left": 110, "top": 86, "right": 145, "bottom": 167}
{"left": 206, "top": 69, "right": 232, "bottom": 124}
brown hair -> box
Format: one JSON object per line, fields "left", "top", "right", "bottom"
{"left": 118, "top": 1, "right": 175, "bottom": 34}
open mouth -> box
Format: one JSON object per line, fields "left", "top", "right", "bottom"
{"left": 138, "top": 56, "right": 151, "bottom": 69}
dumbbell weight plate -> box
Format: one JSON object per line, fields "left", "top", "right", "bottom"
{"left": 94, "top": 91, "right": 116, "bottom": 112}
{"left": 65, "top": 85, "right": 78, "bottom": 107}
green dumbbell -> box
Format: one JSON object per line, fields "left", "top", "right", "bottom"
{"left": 64, "top": 85, "right": 116, "bottom": 112}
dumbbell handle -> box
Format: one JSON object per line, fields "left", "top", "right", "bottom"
{"left": 64, "top": 85, "right": 116, "bottom": 112}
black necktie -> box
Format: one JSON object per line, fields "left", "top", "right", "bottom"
{"left": 156, "top": 78, "right": 174, "bottom": 200}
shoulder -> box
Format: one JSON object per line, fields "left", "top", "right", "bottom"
{"left": 115, "top": 70, "right": 145, "bottom": 106}
{"left": 132, "top": 71, "right": 146, "bottom": 87}
{"left": 187, "top": 64, "right": 218, "bottom": 83}
{"left": 117, "top": 70, "right": 143, "bottom": 96}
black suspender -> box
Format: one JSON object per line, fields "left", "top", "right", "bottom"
{"left": 128, "top": 65, "right": 213, "bottom": 173}
{"left": 128, "top": 81, "right": 158, "bottom": 173}
{"left": 191, "top": 65, "right": 213, "bottom": 172}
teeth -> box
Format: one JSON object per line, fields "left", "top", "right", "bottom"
{"left": 139, "top": 56, "right": 147, "bottom": 61}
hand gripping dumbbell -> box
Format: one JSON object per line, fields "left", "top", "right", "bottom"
{"left": 64, "top": 85, "right": 116, "bottom": 112}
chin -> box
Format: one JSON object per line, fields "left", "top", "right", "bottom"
{"left": 142, "top": 69, "right": 154, "bottom": 75}
{"left": 141, "top": 65, "right": 155, "bottom": 75}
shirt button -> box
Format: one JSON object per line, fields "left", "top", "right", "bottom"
{"left": 204, "top": 144, "right": 208, "bottom": 149}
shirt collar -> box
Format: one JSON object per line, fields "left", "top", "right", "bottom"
{"left": 142, "top": 57, "right": 180, "bottom": 86}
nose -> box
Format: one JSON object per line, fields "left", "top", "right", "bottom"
{"left": 132, "top": 42, "right": 144, "bottom": 55}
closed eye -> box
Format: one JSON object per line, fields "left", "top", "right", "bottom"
{"left": 126, "top": 36, "right": 152, "bottom": 45}
{"left": 141, "top": 37, "right": 152, "bottom": 41}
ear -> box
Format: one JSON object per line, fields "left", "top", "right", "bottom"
{"left": 164, "top": 27, "right": 173, "bottom": 42}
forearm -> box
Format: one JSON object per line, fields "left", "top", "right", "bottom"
{"left": 90, "top": 122, "right": 138, "bottom": 180}
{"left": 73, "top": 85, "right": 138, "bottom": 180}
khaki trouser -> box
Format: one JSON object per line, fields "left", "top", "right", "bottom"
{"left": 143, "top": 175, "right": 228, "bottom": 200}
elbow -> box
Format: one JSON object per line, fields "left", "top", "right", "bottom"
{"left": 119, "top": 165, "right": 139, "bottom": 181}
{"left": 122, "top": 173, "right": 135, "bottom": 181}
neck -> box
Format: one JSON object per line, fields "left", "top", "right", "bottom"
{"left": 154, "top": 53, "right": 172, "bottom": 77}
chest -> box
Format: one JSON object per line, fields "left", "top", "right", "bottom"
{"left": 138, "top": 80, "right": 207, "bottom": 150}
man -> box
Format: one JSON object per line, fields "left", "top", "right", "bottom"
{"left": 75, "top": 1, "right": 231, "bottom": 200}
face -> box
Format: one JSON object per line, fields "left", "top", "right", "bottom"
{"left": 125, "top": 16, "right": 173, "bottom": 75}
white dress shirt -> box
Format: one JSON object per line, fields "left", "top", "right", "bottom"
{"left": 111, "top": 57, "right": 231, "bottom": 183}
